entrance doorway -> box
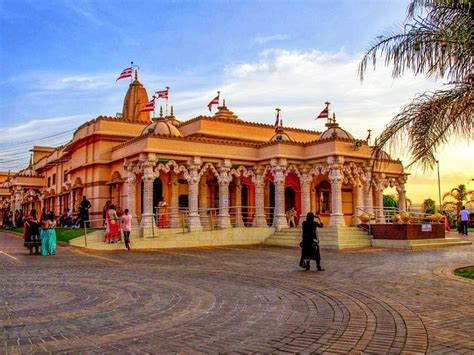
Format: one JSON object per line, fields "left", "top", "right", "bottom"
{"left": 284, "top": 186, "right": 296, "bottom": 212}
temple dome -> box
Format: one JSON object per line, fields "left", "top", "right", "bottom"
{"left": 214, "top": 100, "right": 240, "bottom": 120}
{"left": 122, "top": 71, "right": 150, "bottom": 124}
{"left": 269, "top": 126, "right": 294, "bottom": 142}
{"left": 318, "top": 119, "right": 354, "bottom": 141}
{"left": 142, "top": 116, "right": 182, "bottom": 137}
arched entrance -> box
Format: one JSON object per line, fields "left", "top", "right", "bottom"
{"left": 152, "top": 178, "right": 163, "bottom": 212}
{"left": 315, "top": 180, "right": 331, "bottom": 215}
{"left": 284, "top": 186, "right": 296, "bottom": 212}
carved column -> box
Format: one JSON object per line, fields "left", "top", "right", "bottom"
{"left": 374, "top": 174, "right": 386, "bottom": 224}
{"left": 140, "top": 161, "right": 156, "bottom": 227}
{"left": 252, "top": 167, "right": 267, "bottom": 227}
{"left": 199, "top": 175, "right": 208, "bottom": 221}
{"left": 272, "top": 160, "right": 288, "bottom": 230}
{"left": 234, "top": 176, "right": 244, "bottom": 227}
{"left": 363, "top": 167, "right": 374, "bottom": 216}
{"left": 186, "top": 158, "right": 202, "bottom": 231}
{"left": 169, "top": 173, "right": 180, "bottom": 228}
{"left": 397, "top": 175, "right": 407, "bottom": 212}
{"left": 352, "top": 175, "right": 364, "bottom": 225}
{"left": 328, "top": 157, "right": 345, "bottom": 226}
{"left": 299, "top": 167, "right": 312, "bottom": 226}
{"left": 217, "top": 161, "right": 232, "bottom": 228}
{"left": 125, "top": 167, "right": 138, "bottom": 226}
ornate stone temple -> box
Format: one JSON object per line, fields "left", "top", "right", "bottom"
{"left": 0, "top": 71, "right": 408, "bottom": 242}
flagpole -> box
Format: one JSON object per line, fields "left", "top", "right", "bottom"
{"left": 165, "top": 87, "right": 170, "bottom": 116}
{"left": 130, "top": 61, "right": 134, "bottom": 83}
{"left": 324, "top": 101, "right": 331, "bottom": 123}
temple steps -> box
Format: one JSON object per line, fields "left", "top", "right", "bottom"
{"left": 264, "top": 225, "right": 373, "bottom": 250}
{"left": 371, "top": 237, "right": 471, "bottom": 250}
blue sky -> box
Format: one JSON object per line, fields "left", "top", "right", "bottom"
{"left": 1, "top": 0, "right": 471, "bottom": 202}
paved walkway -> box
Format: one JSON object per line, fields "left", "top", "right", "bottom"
{"left": 1, "top": 231, "right": 474, "bottom": 354}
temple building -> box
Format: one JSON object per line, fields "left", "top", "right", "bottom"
{"left": 0, "top": 71, "right": 408, "bottom": 238}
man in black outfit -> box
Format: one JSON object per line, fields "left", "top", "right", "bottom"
{"left": 299, "top": 212, "right": 325, "bottom": 271}
{"left": 80, "top": 196, "right": 92, "bottom": 228}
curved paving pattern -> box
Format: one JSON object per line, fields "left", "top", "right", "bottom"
{"left": 1, "top": 232, "right": 474, "bottom": 353}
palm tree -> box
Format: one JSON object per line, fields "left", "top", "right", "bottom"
{"left": 421, "top": 198, "right": 437, "bottom": 214}
{"left": 359, "top": 0, "right": 472, "bottom": 170}
{"left": 442, "top": 184, "right": 474, "bottom": 211}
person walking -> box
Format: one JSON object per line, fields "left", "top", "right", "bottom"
{"left": 40, "top": 215, "right": 56, "bottom": 256}
{"left": 81, "top": 196, "right": 92, "bottom": 228}
{"left": 105, "top": 204, "right": 120, "bottom": 243}
{"left": 299, "top": 212, "right": 325, "bottom": 271}
{"left": 120, "top": 208, "right": 132, "bottom": 251}
{"left": 23, "top": 209, "right": 40, "bottom": 255}
{"left": 459, "top": 206, "right": 469, "bottom": 235}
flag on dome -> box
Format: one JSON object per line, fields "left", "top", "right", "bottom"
{"left": 156, "top": 87, "right": 169, "bottom": 100}
{"left": 116, "top": 66, "right": 133, "bottom": 81}
{"left": 141, "top": 96, "right": 156, "bottom": 112}
{"left": 315, "top": 106, "right": 329, "bottom": 120}
{"left": 207, "top": 92, "right": 220, "bottom": 112}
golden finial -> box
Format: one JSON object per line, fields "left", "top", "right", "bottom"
{"left": 170, "top": 105, "right": 174, "bottom": 116}
{"left": 223, "top": 99, "right": 226, "bottom": 107}
{"left": 134, "top": 69, "right": 138, "bottom": 80}
{"left": 159, "top": 106, "right": 163, "bottom": 117}
{"left": 332, "top": 112, "right": 336, "bottom": 123}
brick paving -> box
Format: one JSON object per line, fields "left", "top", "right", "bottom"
{"left": 1, "top": 231, "right": 474, "bottom": 354}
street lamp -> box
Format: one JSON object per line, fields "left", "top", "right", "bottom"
{"left": 436, "top": 160, "right": 442, "bottom": 211}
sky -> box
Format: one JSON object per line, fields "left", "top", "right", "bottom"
{"left": 0, "top": 0, "right": 472, "bottom": 204}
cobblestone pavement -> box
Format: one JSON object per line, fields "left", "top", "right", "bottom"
{"left": 1, "top": 232, "right": 474, "bottom": 354}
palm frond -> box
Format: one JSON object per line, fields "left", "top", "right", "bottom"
{"left": 371, "top": 82, "right": 473, "bottom": 170}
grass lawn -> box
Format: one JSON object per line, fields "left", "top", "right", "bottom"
{"left": 8, "top": 227, "right": 103, "bottom": 243}
{"left": 454, "top": 266, "right": 474, "bottom": 280}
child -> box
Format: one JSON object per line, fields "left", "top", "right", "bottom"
{"left": 120, "top": 209, "right": 132, "bottom": 251}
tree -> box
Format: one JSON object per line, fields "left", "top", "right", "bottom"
{"left": 359, "top": 0, "right": 473, "bottom": 170}
{"left": 383, "top": 194, "right": 399, "bottom": 209}
{"left": 442, "top": 184, "right": 474, "bottom": 211}
{"left": 421, "top": 198, "right": 437, "bottom": 214}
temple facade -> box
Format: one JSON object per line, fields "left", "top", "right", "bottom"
{"left": 0, "top": 72, "right": 408, "bottom": 232}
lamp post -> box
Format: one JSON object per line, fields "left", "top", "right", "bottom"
{"left": 436, "top": 160, "right": 442, "bottom": 211}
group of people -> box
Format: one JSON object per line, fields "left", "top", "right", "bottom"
{"left": 103, "top": 200, "right": 132, "bottom": 250}
{"left": 22, "top": 209, "right": 56, "bottom": 256}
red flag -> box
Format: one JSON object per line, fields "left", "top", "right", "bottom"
{"left": 315, "top": 106, "right": 329, "bottom": 120}
{"left": 141, "top": 96, "right": 156, "bottom": 112}
{"left": 207, "top": 94, "right": 219, "bottom": 112}
{"left": 116, "top": 66, "right": 133, "bottom": 81}
{"left": 156, "top": 87, "right": 169, "bottom": 99}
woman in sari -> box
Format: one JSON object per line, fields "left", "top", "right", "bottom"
{"left": 40, "top": 217, "right": 56, "bottom": 256}
{"left": 105, "top": 204, "right": 121, "bottom": 243}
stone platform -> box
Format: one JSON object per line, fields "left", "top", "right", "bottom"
{"left": 1, "top": 231, "right": 474, "bottom": 353}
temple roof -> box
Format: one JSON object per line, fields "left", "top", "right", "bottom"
{"left": 318, "top": 116, "right": 354, "bottom": 141}
{"left": 214, "top": 100, "right": 240, "bottom": 120}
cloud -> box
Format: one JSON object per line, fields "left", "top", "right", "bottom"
{"left": 254, "top": 34, "right": 289, "bottom": 45}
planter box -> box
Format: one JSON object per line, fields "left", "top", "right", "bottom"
{"left": 371, "top": 223, "right": 445, "bottom": 240}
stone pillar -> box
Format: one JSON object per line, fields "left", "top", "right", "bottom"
{"left": 169, "top": 173, "right": 180, "bottom": 228}
{"left": 328, "top": 157, "right": 345, "bottom": 226}
{"left": 299, "top": 169, "right": 312, "bottom": 226}
{"left": 252, "top": 168, "right": 267, "bottom": 227}
{"left": 199, "top": 176, "right": 208, "bottom": 222}
{"left": 374, "top": 174, "right": 386, "bottom": 224}
{"left": 125, "top": 169, "right": 138, "bottom": 226}
{"left": 352, "top": 176, "right": 364, "bottom": 225}
{"left": 217, "top": 162, "right": 232, "bottom": 228}
{"left": 234, "top": 177, "right": 244, "bottom": 227}
{"left": 140, "top": 161, "right": 156, "bottom": 228}
{"left": 186, "top": 158, "right": 202, "bottom": 231}
{"left": 397, "top": 175, "right": 408, "bottom": 212}
{"left": 363, "top": 168, "right": 374, "bottom": 216}
{"left": 272, "top": 161, "right": 288, "bottom": 230}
